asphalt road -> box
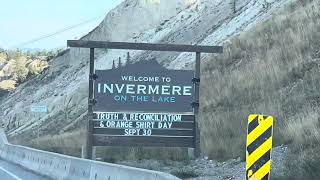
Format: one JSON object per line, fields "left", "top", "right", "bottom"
{"left": 0, "top": 159, "right": 50, "bottom": 180}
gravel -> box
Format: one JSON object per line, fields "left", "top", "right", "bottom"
{"left": 118, "top": 145, "right": 288, "bottom": 180}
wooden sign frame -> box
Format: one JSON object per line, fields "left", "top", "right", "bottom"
{"left": 67, "top": 40, "right": 223, "bottom": 159}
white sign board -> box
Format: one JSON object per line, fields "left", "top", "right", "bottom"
{"left": 31, "top": 105, "right": 47, "bottom": 113}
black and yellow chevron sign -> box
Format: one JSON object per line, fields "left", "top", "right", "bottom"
{"left": 246, "top": 114, "right": 273, "bottom": 180}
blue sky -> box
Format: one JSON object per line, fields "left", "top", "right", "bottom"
{"left": 0, "top": 0, "right": 124, "bottom": 50}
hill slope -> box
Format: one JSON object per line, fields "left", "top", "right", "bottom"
{"left": 201, "top": 0, "right": 320, "bottom": 178}
{"left": 1, "top": 0, "right": 295, "bottom": 138}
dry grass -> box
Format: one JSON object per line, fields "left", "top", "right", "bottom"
{"left": 29, "top": 129, "right": 86, "bottom": 157}
{"left": 96, "top": 146, "right": 189, "bottom": 162}
{"left": 200, "top": 0, "right": 320, "bottom": 178}
{"left": 201, "top": 0, "right": 320, "bottom": 163}
{"left": 25, "top": 128, "right": 189, "bottom": 162}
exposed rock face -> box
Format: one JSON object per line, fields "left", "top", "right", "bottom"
{"left": 0, "top": 0, "right": 296, "bottom": 138}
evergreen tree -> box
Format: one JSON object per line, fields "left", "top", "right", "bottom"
{"left": 126, "top": 52, "right": 131, "bottom": 65}
{"left": 112, "top": 60, "right": 116, "bottom": 69}
{"left": 118, "top": 57, "right": 122, "bottom": 68}
{"left": 13, "top": 56, "right": 29, "bottom": 83}
{"left": 230, "top": 0, "right": 236, "bottom": 14}
{"left": 263, "top": 0, "right": 271, "bottom": 11}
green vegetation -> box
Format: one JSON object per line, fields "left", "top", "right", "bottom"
{"left": 5, "top": 48, "right": 63, "bottom": 60}
{"left": 13, "top": 56, "right": 29, "bottom": 83}
{"left": 0, "top": 48, "right": 58, "bottom": 91}
{"left": 28, "top": 60, "right": 48, "bottom": 75}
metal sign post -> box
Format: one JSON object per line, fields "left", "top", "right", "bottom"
{"left": 67, "top": 40, "right": 223, "bottom": 160}
{"left": 246, "top": 114, "right": 274, "bottom": 180}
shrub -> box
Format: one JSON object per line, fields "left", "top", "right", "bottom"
{"left": 0, "top": 80, "right": 16, "bottom": 91}
{"left": 12, "top": 56, "right": 29, "bottom": 83}
{"left": 171, "top": 167, "right": 199, "bottom": 179}
{"left": 28, "top": 60, "right": 48, "bottom": 75}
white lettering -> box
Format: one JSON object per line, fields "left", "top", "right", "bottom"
{"left": 121, "top": 76, "right": 128, "bottom": 81}
{"left": 98, "top": 83, "right": 101, "bottom": 93}
{"left": 148, "top": 85, "right": 159, "bottom": 94}
{"left": 99, "top": 84, "right": 192, "bottom": 96}
{"left": 103, "top": 84, "right": 113, "bottom": 93}
{"left": 183, "top": 86, "right": 192, "bottom": 96}
{"left": 126, "top": 84, "right": 135, "bottom": 94}
{"left": 115, "top": 84, "right": 125, "bottom": 93}
{"left": 161, "top": 85, "right": 170, "bottom": 95}
{"left": 137, "top": 85, "right": 147, "bottom": 94}
{"left": 172, "top": 86, "right": 181, "bottom": 95}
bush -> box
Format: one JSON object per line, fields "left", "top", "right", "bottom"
{"left": 0, "top": 80, "right": 16, "bottom": 91}
{"left": 0, "top": 52, "right": 8, "bottom": 64}
{"left": 171, "top": 167, "right": 199, "bottom": 179}
{"left": 13, "top": 56, "right": 29, "bottom": 83}
{"left": 28, "top": 60, "right": 48, "bottom": 75}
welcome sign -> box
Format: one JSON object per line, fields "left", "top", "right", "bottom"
{"left": 67, "top": 40, "right": 223, "bottom": 158}
{"left": 94, "top": 60, "right": 194, "bottom": 113}
{"left": 92, "top": 59, "right": 195, "bottom": 147}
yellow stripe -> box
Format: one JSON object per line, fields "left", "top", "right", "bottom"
{"left": 246, "top": 137, "right": 272, "bottom": 170}
{"left": 246, "top": 116, "right": 273, "bottom": 146}
{"left": 248, "top": 114, "right": 258, "bottom": 124}
{"left": 250, "top": 160, "right": 271, "bottom": 180}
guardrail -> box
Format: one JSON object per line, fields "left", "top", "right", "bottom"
{"left": 0, "top": 129, "right": 180, "bottom": 180}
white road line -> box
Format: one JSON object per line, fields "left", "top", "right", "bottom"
{"left": 0, "top": 166, "right": 23, "bottom": 180}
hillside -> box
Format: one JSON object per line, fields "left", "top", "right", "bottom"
{"left": 1, "top": 0, "right": 295, "bottom": 137}
{"left": 201, "top": 0, "right": 320, "bottom": 179}
{"left": 1, "top": 0, "right": 319, "bottom": 179}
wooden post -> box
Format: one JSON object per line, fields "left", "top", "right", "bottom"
{"left": 92, "top": 146, "right": 96, "bottom": 160}
{"left": 86, "top": 48, "right": 95, "bottom": 159}
{"left": 194, "top": 52, "right": 201, "bottom": 158}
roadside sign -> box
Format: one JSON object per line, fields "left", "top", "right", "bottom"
{"left": 246, "top": 114, "right": 273, "bottom": 180}
{"left": 94, "top": 59, "right": 194, "bottom": 113}
{"left": 92, "top": 60, "right": 195, "bottom": 147}
{"left": 31, "top": 105, "right": 48, "bottom": 113}
{"left": 67, "top": 40, "right": 224, "bottom": 159}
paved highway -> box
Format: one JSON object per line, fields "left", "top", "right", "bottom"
{"left": 0, "top": 159, "right": 50, "bottom": 180}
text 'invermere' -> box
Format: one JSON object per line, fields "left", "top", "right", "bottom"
{"left": 97, "top": 75, "right": 193, "bottom": 103}
{"left": 94, "top": 60, "right": 194, "bottom": 113}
